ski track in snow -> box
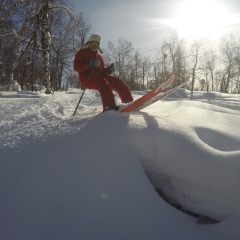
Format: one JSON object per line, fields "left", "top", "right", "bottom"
{"left": 0, "top": 90, "right": 100, "bottom": 149}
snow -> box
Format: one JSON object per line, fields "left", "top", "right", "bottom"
{"left": 0, "top": 88, "right": 240, "bottom": 240}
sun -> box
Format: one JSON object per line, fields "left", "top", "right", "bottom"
{"left": 172, "top": 0, "right": 229, "bottom": 38}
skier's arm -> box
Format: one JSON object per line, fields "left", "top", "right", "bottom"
{"left": 100, "top": 57, "right": 114, "bottom": 75}
{"left": 74, "top": 50, "right": 90, "bottom": 73}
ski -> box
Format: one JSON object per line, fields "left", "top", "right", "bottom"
{"left": 120, "top": 74, "right": 190, "bottom": 112}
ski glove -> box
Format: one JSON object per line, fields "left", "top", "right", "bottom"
{"left": 107, "top": 63, "right": 115, "bottom": 73}
{"left": 89, "top": 59, "right": 100, "bottom": 69}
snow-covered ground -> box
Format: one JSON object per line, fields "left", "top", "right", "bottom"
{"left": 0, "top": 88, "right": 240, "bottom": 240}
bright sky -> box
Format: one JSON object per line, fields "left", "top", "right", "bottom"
{"left": 71, "top": 0, "right": 240, "bottom": 54}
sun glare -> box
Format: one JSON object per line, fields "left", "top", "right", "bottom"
{"left": 172, "top": 0, "right": 230, "bottom": 38}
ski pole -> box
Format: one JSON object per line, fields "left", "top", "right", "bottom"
{"left": 72, "top": 67, "right": 95, "bottom": 117}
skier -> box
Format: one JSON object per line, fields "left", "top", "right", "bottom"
{"left": 74, "top": 33, "right": 133, "bottom": 112}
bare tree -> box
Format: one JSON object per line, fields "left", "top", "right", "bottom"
{"left": 163, "top": 30, "right": 186, "bottom": 84}
{"left": 0, "top": 1, "right": 44, "bottom": 89}
{"left": 234, "top": 45, "right": 240, "bottom": 93}
{"left": 151, "top": 49, "right": 164, "bottom": 87}
{"left": 49, "top": 8, "right": 90, "bottom": 90}
{"left": 141, "top": 55, "right": 151, "bottom": 90}
{"left": 219, "top": 33, "right": 238, "bottom": 93}
{"left": 188, "top": 38, "right": 209, "bottom": 97}
{"left": 132, "top": 50, "right": 142, "bottom": 85}
{"left": 74, "top": 12, "right": 92, "bottom": 49}
{"left": 120, "top": 49, "right": 138, "bottom": 90}
{"left": 200, "top": 51, "right": 216, "bottom": 91}
{"left": 0, "top": 0, "right": 93, "bottom": 93}
{"left": 106, "top": 38, "right": 134, "bottom": 83}
{"left": 36, "top": 0, "right": 77, "bottom": 93}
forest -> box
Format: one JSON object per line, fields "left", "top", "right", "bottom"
{"left": 1, "top": 0, "right": 240, "bottom": 94}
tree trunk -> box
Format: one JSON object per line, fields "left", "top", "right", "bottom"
{"left": 40, "top": 0, "right": 52, "bottom": 94}
{"left": 191, "top": 70, "right": 195, "bottom": 99}
{"left": 211, "top": 70, "right": 214, "bottom": 91}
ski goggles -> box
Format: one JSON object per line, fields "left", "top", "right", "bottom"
{"left": 89, "top": 41, "right": 100, "bottom": 47}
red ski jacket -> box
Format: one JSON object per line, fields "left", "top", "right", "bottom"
{"left": 74, "top": 48, "right": 109, "bottom": 82}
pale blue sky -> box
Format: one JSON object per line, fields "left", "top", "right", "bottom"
{"left": 70, "top": 0, "right": 240, "bottom": 55}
